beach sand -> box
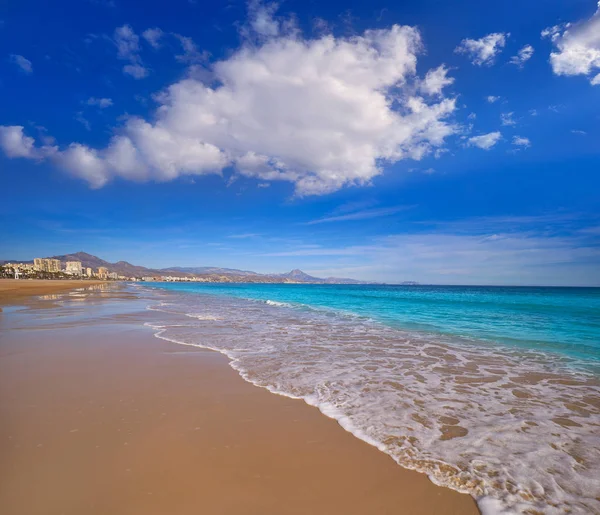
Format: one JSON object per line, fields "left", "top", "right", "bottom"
{"left": 0, "top": 279, "right": 106, "bottom": 306}
{"left": 0, "top": 282, "right": 478, "bottom": 515}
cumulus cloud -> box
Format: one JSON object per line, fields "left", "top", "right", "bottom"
{"left": 510, "top": 44, "right": 534, "bottom": 67}
{"left": 9, "top": 54, "right": 33, "bottom": 74}
{"left": 57, "top": 144, "right": 109, "bottom": 187}
{"left": 113, "top": 25, "right": 149, "bottom": 79}
{"left": 486, "top": 95, "right": 500, "bottom": 103}
{"left": 0, "top": 125, "right": 56, "bottom": 160}
{"left": 419, "top": 64, "right": 454, "bottom": 96}
{"left": 248, "top": 0, "right": 280, "bottom": 38}
{"left": 86, "top": 97, "right": 113, "bottom": 108}
{"left": 455, "top": 32, "right": 509, "bottom": 66}
{"left": 142, "top": 27, "right": 163, "bottom": 49}
{"left": 1, "top": 20, "right": 460, "bottom": 195}
{"left": 512, "top": 135, "right": 531, "bottom": 147}
{"left": 468, "top": 131, "right": 501, "bottom": 150}
{"left": 0, "top": 126, "right": 36, "bottom": 158}
{"left": 543, "top": 2, "right": 600, "bottom": 84}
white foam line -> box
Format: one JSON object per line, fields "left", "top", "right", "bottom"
{"left": 144, "top": 317, "right": 505, "bottom": 515}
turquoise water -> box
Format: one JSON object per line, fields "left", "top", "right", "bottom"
{"left": 141, "top": 282, "right": 600, "bottom": 512}
{"left": 149, "top": 283, "right": 600, "bottom": 366}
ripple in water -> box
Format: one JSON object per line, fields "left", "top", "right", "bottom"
{"left": 145, "top": 290, "right": 600, "bottom": 514}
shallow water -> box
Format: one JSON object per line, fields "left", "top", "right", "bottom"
{"left": 142, "top": 283, "right": 600, "bottom": 514}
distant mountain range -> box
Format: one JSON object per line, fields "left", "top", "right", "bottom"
{"left": 1, "top": 252, "right": 372, "bottom": 284}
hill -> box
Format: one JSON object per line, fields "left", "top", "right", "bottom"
{"left": 162, "top": 266, "right": 258, "bottom": 277}
{"left": 4, "top": 252, "right": 369, "bottom": 284}
{"left": 50, "top": 252, "right": 159, "bottom": 278}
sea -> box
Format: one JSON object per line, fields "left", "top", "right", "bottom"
{"left": 140, "top": 282, "right": 600, "bottom": 514}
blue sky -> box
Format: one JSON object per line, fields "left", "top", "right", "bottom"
{"left": 1, "top": 0, "right": 599, "bottom": 285}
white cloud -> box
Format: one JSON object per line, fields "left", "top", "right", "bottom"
{"left": 271, "top": 229, "right": 600, "bottom": 286}
{"left": 468, "top": 131, "right": 501, "bottom": 150}
{"left": 74, "top": 112, "right": 91, "bottom": 131}
{"left": 592, "top": 72, "right": 600, "bottom": 85}
{"left": 263, "top": 214, "right": 600, "bottom": 285}
{"left": 9, "top": 54, "right": 32, "bottom": 74}
{"left": 0, "top": 126, "right": 36, "bottom": 158}
{"left": 142, "top": 27, "right": 163, "bottom": 49}
{"left": 306, "top": 205, "right": 412, "bottom": 225}
{"left": 57, "top": 144, "right": 109, "bottom": 188}
{"left": 123, "top": 63, "right": 148, "bottom": 79}
{"left": 543, "top": 2, "right": 600, "bottom": 84}
{"left": 173, "top": 34, "right": 208, "bottom": 63}
{"left": 510, "top": 44, "right": 534, "bottom": 67}
{"left": 571, "top": 129, "right": 587, "bottom": 135}
{"left": 0, "top": 125, "right": 56, "bottom": 160}
{"left": 455, "top": 32, "right": 509, "bottom": 66}
{"left": 512, "top": 135, "right": 531, "bottom": 147}
{"left": 0, "top": 22, "right": 458, "bottom": 195}
{"left": 248, "top": 0, "right": 280, "bottom": 38}
{"left": 113, "top": 25, "right": 149, "bottom": 79}
{"left": 86, "top": 97, "right": 113, "bottom": 108}
{"left": 114, "top": 24, "right": 139, "bottom": 60}
{"left": 500, "top": 112, "right": 516, "bottom": 126}
{"left": 419, "top": 64, "right": 454, "bottom": 96}
{"left": 486, "top": 95, "right": 500, "bottom": 103}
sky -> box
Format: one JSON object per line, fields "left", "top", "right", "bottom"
{"left": 1, "top": 0, "right": 599, "bottom": 285}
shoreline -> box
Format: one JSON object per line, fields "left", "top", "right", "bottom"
{"left": 0, "top": 280, "right": 479, "bottom": 514}
{"left": 0, "top": 279, "right": 107, "bottom": 307}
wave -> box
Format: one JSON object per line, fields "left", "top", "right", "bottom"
{"left": 265, "top": 299, "right": 294, "bottom": 308}
{"left": 143, "top": 288, "right": 600, "bottom": 515}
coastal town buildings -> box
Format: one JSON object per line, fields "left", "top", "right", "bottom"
{"left": 4, "top": 262, "right": 36, "bottom": 273}
{"left": 65, "top": 261, "right": 83, "bottom": 275}
{"left": 34, "top": 258, "right": 61, "bottom": 273}
{"left": 2, "top": 258, "right": 141, "bottom": 282}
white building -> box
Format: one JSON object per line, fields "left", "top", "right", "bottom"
{"left": 65, "top": 261, "right": 83, "bottom": 275}
{"left": 34, "top": 258, "right": 61, "bottom": 273}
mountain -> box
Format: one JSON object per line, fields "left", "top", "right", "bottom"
{"left": 162, "top": 266, "right": 258, "bottom": 277}
{"left": 272, "top": 269, "right": 322, "bottom": 282}
{"left": 50, "top": 252, "right": 159, "bottom": 277}
{"left": 4, "top": 251, "right": 373, "bottom": 284}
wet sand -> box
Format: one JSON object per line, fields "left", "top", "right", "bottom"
{"left": 0, "top": 289, "right": 478, "bottom": 515}
{"left": 0, "top": 279, "right": 106, "bottom": 306}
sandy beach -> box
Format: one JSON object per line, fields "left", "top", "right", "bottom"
{"left": 0, "top": 279, "right": 105, "bottom": 306}
{"left": 0, "top": 281, "right": 478, "bottom": 515}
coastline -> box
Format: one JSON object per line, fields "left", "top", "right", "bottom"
{"left": 0, "top": 282, "right": 478, "bottom": 514}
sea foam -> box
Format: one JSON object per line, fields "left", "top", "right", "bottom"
{"left": 144, "top": 288, "right": 600, "bottom": 514}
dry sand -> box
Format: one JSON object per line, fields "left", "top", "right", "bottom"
{"left": 0, "top": 284, "right": 479, "bottom": 515}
